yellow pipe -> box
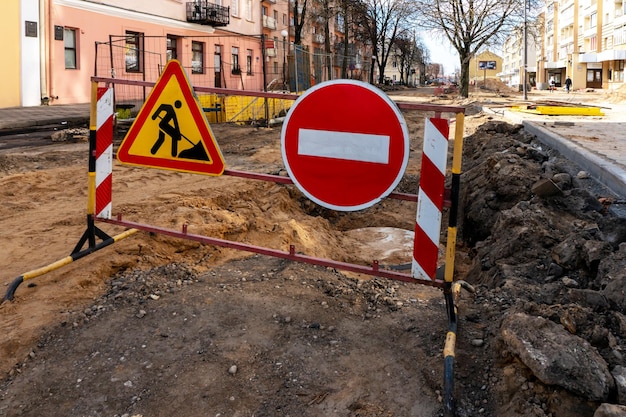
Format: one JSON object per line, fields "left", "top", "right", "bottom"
{"left": 452, "top": 113, "right": 464, "bottom": 174}
{"left": 443, "top": 331, "right": 456, "bottom": 358}
{"left": 89, "top": 81, "right": 97, "bottom": 130}
{"left": 22, "top": 229, "right": 138, "bottom": 282}
{"left": 444, "top": 227, "right": 457, "bottom": 283}
{"left": 443, "top": 112, "right": 465, "bottom": 283}
{"left": 23, "top": 256, "right": 74, "bottom": 281}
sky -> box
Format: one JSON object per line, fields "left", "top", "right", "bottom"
{"left": 421, "top": 33, "right": 460, "bottom": 76}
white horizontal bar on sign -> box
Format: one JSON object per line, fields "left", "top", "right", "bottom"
{"left": 298, "top": 128, "right": 390, "bottom": 164}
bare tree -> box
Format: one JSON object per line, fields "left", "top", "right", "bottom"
{"left": 393, "top": 33, "right": 428, "bottom": 85}
{"left": 354, "top": 0, "right": 416, "bottom": 84}
{"left": 292, "top": 0, "right": 309, "bottom": 45}
{"left": 417, "top": 0, "right": 524, "bottom": 97}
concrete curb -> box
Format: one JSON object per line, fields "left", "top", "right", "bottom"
{"left": 522, "top": 120, "right": 626, "bottom": 198}
{"left": 486, "top": 106, "right": 626, "bottom": 198}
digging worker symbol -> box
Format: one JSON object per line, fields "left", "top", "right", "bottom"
{"left": 150, "top": 99, "right": 210, "bottom": 161}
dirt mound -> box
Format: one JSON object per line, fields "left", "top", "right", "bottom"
{"left": 459, "top": 120, "right": 626, "bottom": 416}
{"left": 603, "top": 83, "right": 626, "bottom": 103}
{"left": 475, "top": 78, "right": 517, "bottom": 93}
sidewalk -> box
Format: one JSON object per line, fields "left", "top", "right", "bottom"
{"left": 0, "top": 103, "right": 91, "bottom": 131}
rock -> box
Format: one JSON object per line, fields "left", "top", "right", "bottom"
{"left": 583, "top": 240, "right": 613, "bottom": 270}
{"left": 228, "top": 365, "right": 237, "bottom": 375}
{"left": 560, "top": 313, "right": 576, "bottom": 334}
{"left": 613, "top": 312, "right": 626, "bottom": 335}
{"left": 568, "top": 289, "right": 610, "bottom": 310}
{"left": 594, "top": 403, "right": 626, "bottom": 417}
{"left": 531, "top": 178, "right": 562, "bottom": 197}
{"left": 599, "top": 247, "right": 626, "bottom": 310}
{"left": 552, "top": 172, "right": 572, "bottom": 188}
{"left": 590, "top": 325, "right": 610, "bottom": 348}
{"left": 598, "top": 219, "right": 626, "bottom": 249}
{"left": 551, "top": 236, "right": 584, "bottom": 270}
{"left": 561, "top": 277, "right": 579, "bottom": 288}
{"left": 612, "top": 366, "right": 626, "bottom": 404}
{"left": 547, "top": 263, "right": 564, "bottom": 278}
{"left": 471, "top": 339, "right": 484, "bottom": 347}
{"left": 567, "top": 188, "right": 605, "bottom": 213}
{"left": 501, "top": 312, "right": 614, "bottom": 401}
{"left": 577, "top": 171, "right": 590, "bottom": 179}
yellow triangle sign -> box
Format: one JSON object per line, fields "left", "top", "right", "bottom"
{"left": 117, "top": 60, "right": 225, "bottom": 175}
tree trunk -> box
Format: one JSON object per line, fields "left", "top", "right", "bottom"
{"left": 341, "top": 1, "right": 349, "bottom": 78}
{"left": 378, "top": 62, "right": 385, "bottom": 84}
{"left": 459, "top": 54, "right": 471, "bottom": 98}
{"left": 324, "top": 4, "right": 331, "bottom": 80}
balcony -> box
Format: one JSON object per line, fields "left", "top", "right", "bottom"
{"left": 263, "top": 15, "right": 277, "bottom": 29}
{"left": 186, "top": 2, "right": 230, "bottom": 27}
{"left": 312, "top": 34, "right": 324, "bottom": 44}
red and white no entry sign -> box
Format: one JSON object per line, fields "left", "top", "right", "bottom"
{"left": 281, "top": 80, "right": 410, "bottom": 211}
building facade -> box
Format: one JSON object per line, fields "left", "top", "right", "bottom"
{"left": 539, "top": 0, "right": 626, "bottom": 90}
{"left": 498, "top": 29, "right": 538, "bottom": 90}
{"left": 469, "top": 50, "right": 503, "bottom": 83}
{"left": 3, "top": 0, "right": 370, "bottom": 108}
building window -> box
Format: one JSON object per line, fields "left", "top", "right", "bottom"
{"left": 337, "top": 13, "right": 345, "bottom": 28}
{"left": 167, "top": 35, "right": 179, "bottom": 61}
{"left": 231, "top": 0, "right": 239, "bottom": 17}
{"left": 192, "top": 41, "right": 204, "bottom": 74}
{"left": 232, "top": 46, "right": 240, "bottom": 73}
{"left": 125, "top": 31, "right": 143, "bottom": 72}
{"left": 64, "top": 28, "right": 77, "bottom": 69}
{"left": 589, "top": 13, "right": 597, "bottom": 29}
{"left": 245, "top": 0, "right": 253, "bottom": 20}
{"left": 246, "top": 49, "right": 253, "bottom": 74}
{"left": 615, "top": 25, "right": 626, "bottom": 45}
{"left": 215, "top": 45, "right": 221, "bottom": 72}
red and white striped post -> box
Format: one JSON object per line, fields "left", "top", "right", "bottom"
{"left": 412, "top": 117, "right": 450, "bottom": 280}
{"left": 95, "top": 87, "right": 113, "bottom": 219}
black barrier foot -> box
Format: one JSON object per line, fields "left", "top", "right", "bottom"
{"left": 3, "top": 276, "right": 24, "bottom": 302}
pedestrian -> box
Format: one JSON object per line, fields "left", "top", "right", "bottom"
{"left": 565, "top": 76, "right": 572, "bottom": 93}
{"left": 549, "top": 76, "right": 555, "bottom": 92}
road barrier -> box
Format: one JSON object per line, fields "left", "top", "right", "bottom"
{"left": 4, "top": 75, "right": 468, "bottom": 417}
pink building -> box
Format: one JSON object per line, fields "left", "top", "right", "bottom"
{"left": 7, "top": 0, "right": 275, "bottom": 107}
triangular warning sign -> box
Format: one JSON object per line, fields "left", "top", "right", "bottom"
{"left": 117, "top": 60, "right": 225, "bottom": 176}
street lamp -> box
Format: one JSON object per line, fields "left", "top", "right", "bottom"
{"left": 281, "top": 29, "right": 288, "bottom": 90}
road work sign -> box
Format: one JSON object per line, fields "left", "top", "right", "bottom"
{"left": 117, "top": 60, "right": 225, "bottom": 176}
{"left": 281, "top": 80, "right": 409, "bottom": 211}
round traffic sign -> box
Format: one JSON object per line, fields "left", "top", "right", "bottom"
{"left": 281, "top": 80, "right": 410, "bottom": 211}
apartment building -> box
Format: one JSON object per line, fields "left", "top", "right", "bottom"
{"left": 379, "top": 44, "right": 422, "bottom": 86}
{"left": 3, "top": 0, "right": 370, "bottom": 108}
{"left": 498, "top": 29, "right": 538, "bottom": 90}
{"left": 539, "top": 0, "right": 626, "bottom": 90}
